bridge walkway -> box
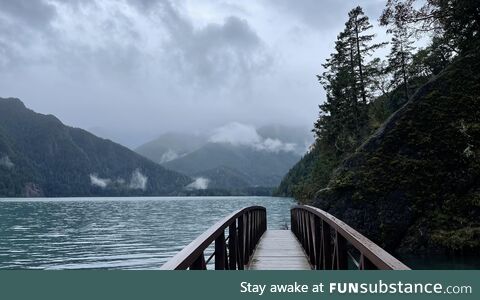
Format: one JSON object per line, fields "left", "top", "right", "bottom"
{"left": 248, "top": 230, "right": 311, "bottom": 270}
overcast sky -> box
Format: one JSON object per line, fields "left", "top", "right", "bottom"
{"left": 0, "top": 0, "right": 388, "bottom": 148}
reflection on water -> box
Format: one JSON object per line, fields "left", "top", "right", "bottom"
{"left": 0, "top": 196, "right": 294, "bottom": 270}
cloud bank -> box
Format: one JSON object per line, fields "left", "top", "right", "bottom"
{"left": 89, "top": 169, "right": 148, "bottom": 190}
{"left": 186, "top": 177, "right": 210, "bottom": 190}
{"left": 0, "top": 0, "right": 387, "bottom": 148}
{"left": 0, "top": 155, "right": 14, "bottom": 169}
{"left": 209, "top": 122, "right": 298, "bottom": 153}
{"left": 89, "top": 174, "right": 110, "bottom": 188}
{"left": 129, "top": 169, "right": 148, "bottom": 190}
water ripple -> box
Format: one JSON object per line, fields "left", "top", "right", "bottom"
{"left": 0, "top": 196, "right": 294, "bottom": 269}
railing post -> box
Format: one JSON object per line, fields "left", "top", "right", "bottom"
{"left": 249, "top": 211, "right": 255, "bottom": 257}
{"left": 299, "top": 210, "right": 305, "bottom": 248}
{"left": 215, "top": 231, "right": 226, "bottom": 270}
{"left": 294, "top": 209, "right": 299, "bottom": 239}
{"left": 360, "top": 254, "right": 376, "bottom": 270}
{"left": 263, "top": 209, "right": 267, "bottom": 232}
{"left": 294, "top": 209, "right": 300, "bottom": 241}
{"left": 313, "top": 216, "right": 321, "bottom": 269}
{"left": 237, "top": 217, "right": 245, "bottom": 270}
{"left": 321, "top": 220, "right": 332, "bottom": 269}
{"left": 303, "top": 211, "right": 309, "bottom": 251}
{"left": 245, "top": 212, "right": 251, "bottom": 264}
{"left": 291, "top": 210, "right": 295, "bottom": 236}
{"left": 229, "top": 222, "right": 237, "bottom": 270}
{"left": 253, "top": 211, "right": 257, "bottom": 246}
{"left": 190, "top": 252, "right": 206, "bottom": 270}
{"left": 304, "top": 212, "right": 310, "bottom": 257}
{"left": 250, "top": 211, "right": 258, "bottom": 246}
{"left": 334, "top": 231, "right": 348, "bottom": 270}
{"left": 308, "top": 214, "right": 316, "bottom": 265}
{"left": 161, "top": 206, "right": 272, "bottom": 271}
{"left": 288, "top": 205, "right": 411, "bottom": 271}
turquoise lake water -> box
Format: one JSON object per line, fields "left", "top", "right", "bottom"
{"left": 1, "top": 196, "right": 478, "bottom": 270}
{"left": 0, "top": 196, "right": 294, "bottom": 269}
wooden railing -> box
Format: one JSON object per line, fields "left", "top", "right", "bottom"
{"left": 160, "top": 206, "right": 267, "bottom": 270}
{"left": 291, "top": 205, "right": 410, "bottom": 270}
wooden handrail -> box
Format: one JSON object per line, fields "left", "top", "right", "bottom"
{"left": 161, "top": 206, "right": 267, "bottom": 270}
{"left": 291, "top": 205, "right": 410, "bottom": 270}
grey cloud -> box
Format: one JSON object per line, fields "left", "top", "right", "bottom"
{"left": 0, "top": 155, "right": 14, "bottom": 169}
{"left": 90, "top": 174, "right": 110, "bottom": 188}
{"left": 0, "top": 0, "right": 388, "bottom": 148}
{"left": 208, "top": 122, "right": 300, "bottom": 154}
{"left": 127, "top": 0, "right": 166, "bottom": 10}
{"left": 0, "top": 0, "right": 56, "bottom": 28}
{"left": 186, "top": 177, "right": 210, "bottom": 190}
{"left": 158, "top": 2, "right": 270, "bottom": 88}
{"left": 0, "top": 0, "right": 57, "bottom": 68}
{"left": 0, "top": 0, "right": 269, "bottom": 87}
{"left": 270, "top": 0, "right": 386, "bottom": 30}
{"left": 173, "top": 16, "right": 269, "bottom": 87}
{"left": 129, "top": 169, "right": 148, "bottom": 190}
{"left": 89, "top": 169, "right": 147, "bottom": 190}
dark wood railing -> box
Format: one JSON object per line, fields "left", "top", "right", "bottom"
{"left": 160, "top": 206, "right": 267, "bottom": 270}
{"left": 291, "top": 205, "right": 410, "bottom": 270}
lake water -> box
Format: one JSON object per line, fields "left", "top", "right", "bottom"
{"left": 0, "top": 196, "right": 295, "bottom": 270}
{"left": 1, "top": 196, "right": 478, "bottom": 270}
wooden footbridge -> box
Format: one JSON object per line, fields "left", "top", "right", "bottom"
{"left": 160, "top": 205, "right": 410, "bottom": 270}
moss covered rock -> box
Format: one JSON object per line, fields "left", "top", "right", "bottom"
{"left": 313, "top": 51, "right": 480, "bottom": 254}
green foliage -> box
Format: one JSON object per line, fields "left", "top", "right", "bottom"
{"left": 0, "top": 98, "right": 191, "bottom": 197}
{"left": 314, "top": 6, "right": 386, "bottom": 156}
{"left": 275, "top": 141, "right": 339, "bottom": 202}
{"left": 279, "top": 2, "right": 480, "bottom": 254}
{"left": 387, "top": 24, "right": 415, "bottom": 99}
{"left": 381, "top": 0, "right": 480, "bottom": 54}
{"left": 315, "top": 52, "right": 480, "bottom": 254}
{"left": 163, "top": 142, "right": 300, "bottom": 188}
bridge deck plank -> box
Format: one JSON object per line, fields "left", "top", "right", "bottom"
{"left": 247, "top": 230, "right": 312, "bottom": 270}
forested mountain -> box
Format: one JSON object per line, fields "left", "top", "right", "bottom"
{"left": 163, "top": 142, "right": 300, "bottom": 188}
{"left": 136, "top": 124, "right": 312, "bottom": 192}
{"left": 0, "top": 98, "right": 191, "bottom": 197}
{"left": 277, "top": 0, "right": 480, "bottom": 254}
{"left": 135, "top": 132, "right": 205, "bottom": 164}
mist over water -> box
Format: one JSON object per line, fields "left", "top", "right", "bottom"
{"left": 0, "top": 197, "right": 294, "bottom": 270}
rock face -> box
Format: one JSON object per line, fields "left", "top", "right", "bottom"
{"left": 313, "top": 52, "right": 480, "bottom": 254}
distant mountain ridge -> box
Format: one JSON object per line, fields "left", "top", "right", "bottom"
{"left": 136, "top": 132, "right": 204, "bottom": 164}
{"left": 135, "top": 123, "right": 313, "bottom": 192}
{"left": 163, "top": 142, "right": 300, "bottom": 187}
{"left": 0, "top": 98, "right": 191, "bottom": 197}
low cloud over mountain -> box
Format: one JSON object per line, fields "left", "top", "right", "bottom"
{"left": 208, "top": 122, "right": 298, "bottom": 154}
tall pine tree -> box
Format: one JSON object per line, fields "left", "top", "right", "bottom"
{"left": 347, "top": 6, "right": 387, "bottom": 105}
{"left": 315, "top": 6, "right": 385, "bottom": 154}
{"left": 387, "top": 24, "right": 415, "bottom": 100}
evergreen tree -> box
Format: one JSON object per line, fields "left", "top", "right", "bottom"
{"left": 380, "top": 0, "right": 480, "bottom": 53}
{"left": 411, "top": 36, "right": 453, "bottom": 76}
{"left": 314, "top": 6, "right": 385, "bottom": 154}
{"left": 387, "top": 24, "right": 415, "bottom": 99}
{"left": 315, "top": 29, "right": 360, "bottom": 153}
{"left": 347, "top": 6, "right": 387, "bottom": 105}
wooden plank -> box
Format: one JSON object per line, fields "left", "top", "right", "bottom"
{"left": 247, "top": 230, "right": 311, "bottom": 270}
